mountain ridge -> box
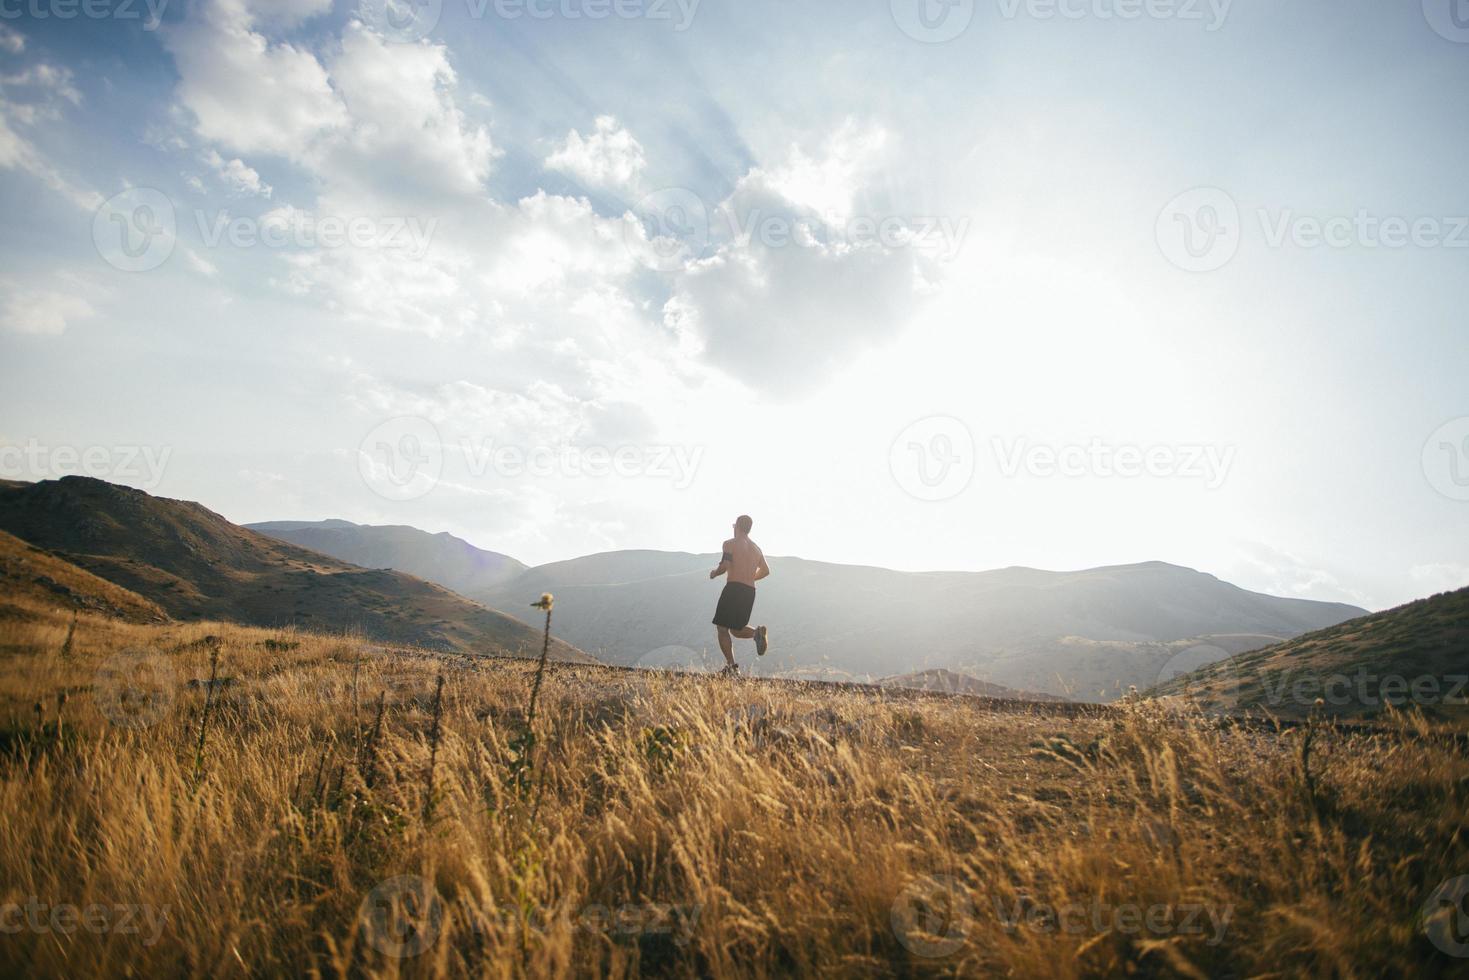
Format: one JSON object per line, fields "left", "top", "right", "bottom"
{"left": 0, "top": 478, "right": 590, "bottom": 663}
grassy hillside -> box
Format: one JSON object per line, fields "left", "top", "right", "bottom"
{"left": 0, "top": 529, "right": 166, "bottom": 625}
{"left": 479, "top": 552, "right": 1366, "bottom": 699}
{"left": 878, "top": 668, "right": 1070, "bottom": 701}
{"left": 1149, "top": 586, "right": 1469, "bottom": 725}
{"left": 0, "top": 478, "right": 590, "bottom": 663}
{"left": 248, "top": 520, "right": 528, "bottom": 595}
{"left": 0, "top": 602, "right": 1463, "bottom": 977}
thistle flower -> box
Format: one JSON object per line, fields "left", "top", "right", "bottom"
{"left": 531, "top": 593, "right": 555, "bottom": 611}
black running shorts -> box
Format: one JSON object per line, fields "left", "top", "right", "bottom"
{"left": 712, "top": 582, "right": 756, "bottom": 630}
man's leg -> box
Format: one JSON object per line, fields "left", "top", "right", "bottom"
{"left": 717, "top": 626, "right": 735, "bottom": 666}
{"left": 729, "top": 625, "right": 767, "bottom": 656}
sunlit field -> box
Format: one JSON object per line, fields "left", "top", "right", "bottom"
{"left": 1, "top": 599, "right": 1466, "bottom": 978}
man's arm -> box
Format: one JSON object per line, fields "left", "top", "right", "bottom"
{"left": 753, "top": 547, "right": 770, "bottom": 582}
{"left": 710, "top": 540, "right": 733, "bottom": 579}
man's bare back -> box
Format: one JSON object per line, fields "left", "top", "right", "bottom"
{"left": 719, "top": 535, "right": 767, "bottom": 587}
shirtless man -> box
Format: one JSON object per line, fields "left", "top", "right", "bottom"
{"left": 709, "top": 514, "right": 769, "bottom": 676}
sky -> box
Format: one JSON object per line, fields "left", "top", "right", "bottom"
{"left": 0, "top": 0, "right": 1466, "bottom": 611}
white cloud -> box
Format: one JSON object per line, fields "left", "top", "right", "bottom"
{"left": 0, "top": 62, "right": 99, "bottom": 210}
{"left": 0, "top": 25, "right": 24, "bottom": 54}
{"left": 655, "top": 121, "right": 937, "bottom": 392}
{"left": 185, "top": 248, "right": 220, "bottom": 277}
{"left": 546, "top": 115, "right": 646, "bottom": 190}
{"left": 0, "top": 288, "right": 95, "bottom": 336}
{"left": 203, "top": 148, "right": 272, "bottom": 197}
{"left": 164, "top": 0, "right": 348, "bottom": 160}
{"left": 323, "top": 23, "right": 498, "bottom": 202}
{"left": 759, "top": 119, "right": 887, "bottom": 223}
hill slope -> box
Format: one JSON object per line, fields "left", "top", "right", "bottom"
{"left": 0, "top": 478, "right": 590, "bottom": 662}
{"left": 246, "top": 520, "right": 527, "bottom": 595}
{"left": 476, "top": 550, "right": 1366, "bottom": 699}
{"left": 1148, "top": 585, "right": 1469, "bottom": 724}
{"left": 0, "top": 528, "right": 167, "bottom": 624}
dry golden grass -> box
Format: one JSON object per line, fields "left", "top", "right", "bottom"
{"left": 0, "top": 598, "right": 1466, "bottom": 978}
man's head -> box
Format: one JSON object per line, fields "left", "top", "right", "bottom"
{"left": 734, "top": 514, "right": 753, "bottom": 536}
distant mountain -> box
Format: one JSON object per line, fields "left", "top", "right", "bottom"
{"left": 247, "top": 520, "right": 527, "bottom": 595}
{"left": 1149, "top": 586, "right": 1469, "bottom": 725}
{"left": 0, "top": 528, "right": 167, "bottom": 624}
{"left": 0, "top": 478, "right": 590, "bottom": 662}
{"left": 877, "top": 668, "right": 1068, "bottom": 702}
{"left": 474, "top": 551, "right": 1367, "bottom": 700}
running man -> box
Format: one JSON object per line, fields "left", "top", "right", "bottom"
{"left": 709, "top": 514, "right": 769, "bottom": 676}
